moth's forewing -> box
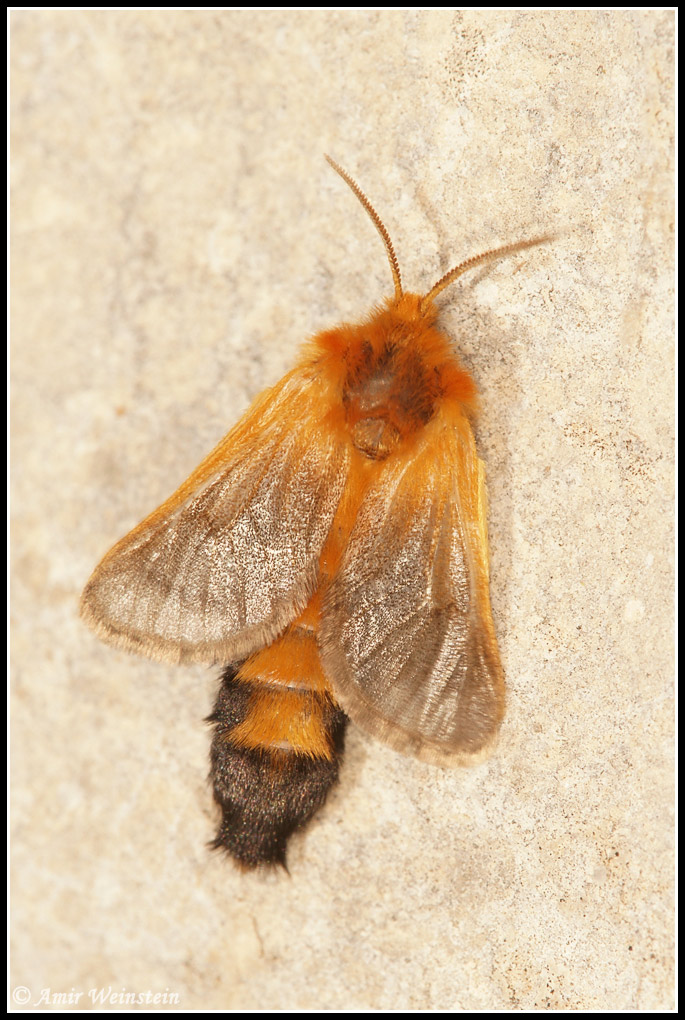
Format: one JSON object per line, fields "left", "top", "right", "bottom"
{"left": 80, "top": 370, "right": 349, "bottom": 665}
{"left": 320, "top": 406, "right": 505, "bottom": 765}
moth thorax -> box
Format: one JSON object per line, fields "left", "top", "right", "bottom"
{"left": 351, "top": 417, "right": 401, "bottom": 460}
{"left": 343, "top": 344, "right": 434, "bottom": 461}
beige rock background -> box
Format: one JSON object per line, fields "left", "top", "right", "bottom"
{"left": 10, "top": 10, "right": 674, "bottom": 1012}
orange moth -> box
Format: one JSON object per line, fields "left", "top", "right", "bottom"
{"left": 80, "top": 158, "right": 549, "bottom": 868}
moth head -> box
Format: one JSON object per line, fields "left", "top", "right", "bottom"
{"left": 325, "top": 155, "right": 552, "bottom": 320}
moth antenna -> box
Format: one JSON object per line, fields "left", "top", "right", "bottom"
{"left": 421, "top": 234, "right": 554, "bottom": 310}
{"left": 325, "top": 155, "right": 403, "bottom": 301}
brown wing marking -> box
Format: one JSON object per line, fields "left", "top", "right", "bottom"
{"left": 80, "top": 369, "right": 349, "bottom": 665}
{"left": 320, "top": 407, "right": 504, "bottom": 766}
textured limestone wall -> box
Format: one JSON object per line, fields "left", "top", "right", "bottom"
{"left": 11, "top": 10, "right": 674, "bottom": 1011}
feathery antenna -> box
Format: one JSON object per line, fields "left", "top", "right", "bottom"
{"left": 325, "top": 156, "right": 403, "bottom": 301}
{"left": 421, "top": 235, "right": 553, "bottom": 309}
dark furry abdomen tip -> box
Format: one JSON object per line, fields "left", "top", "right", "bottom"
{"left": 208, "top": 668, "right": 347, "bottom": 869}
{"left": 209, "top": 741, "right": 344, "bottom": 869}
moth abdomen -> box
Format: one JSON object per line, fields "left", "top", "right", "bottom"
{"left": 208, "top": 626, "right": 347, "bottom": 869}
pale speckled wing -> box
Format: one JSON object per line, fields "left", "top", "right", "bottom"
{"left": 81, "top": 369, "right": 348, "bottom": 665}
{"left": 320, "top": 407, "right": 504, "bottom": 766}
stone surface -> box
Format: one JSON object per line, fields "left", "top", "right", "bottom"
{"left": 11, "top": 10, "right": 674, "bottom": 1011}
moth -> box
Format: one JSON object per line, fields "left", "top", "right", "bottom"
{"left": 80, "top": 158, "right": 548, "bottom": 868}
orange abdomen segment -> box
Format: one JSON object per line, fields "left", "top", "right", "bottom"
{"left": 208, "top": 618, "right": 346, "bottom": 868}
{"left": 229, "top": 626, "right": 338, "bottom": 760}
